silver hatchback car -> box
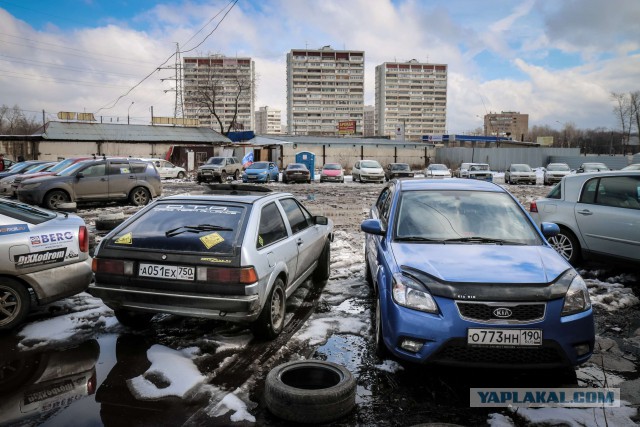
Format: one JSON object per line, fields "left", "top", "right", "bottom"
{"left": 88, "top": 184, "right": 334, "bottom": 339}
{"left": 0, "top": 198, "right": 92, "bottom": 329}
{"left": 530, "top": 171, "right": 640, "bottom": 265}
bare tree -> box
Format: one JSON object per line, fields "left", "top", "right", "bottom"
{"left": 611, "top": 92, "right": 632, "bottom": 143}
{"left": 186, "top": 60, "right": 255, "bottom": 136}
{"left": 630, "top": 90, "right": 640, "bottom": 137}
{"left": 0, "top": 104, "right": 40, "bottom": 135}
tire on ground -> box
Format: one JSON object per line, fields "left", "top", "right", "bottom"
{"left": 265, "top": 360, "right": 356, "bottom": 424}
{"left": 95, "top": 212, "right": 126, "bottom": 231}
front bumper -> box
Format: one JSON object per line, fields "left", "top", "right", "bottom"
{"left": 197, "top": 170, "right": 222, "bottom": 181}
{"left": 320, "top": 175, "right": 343, "bottom": 182}
{"left": 360, "top": 174, "right": 384, "bottom": 182}
{"left": 380, "top": 294, "right": 594, "bottom": 368}
{"left": 243, "top": 175, "right": 268, "bottom": 183}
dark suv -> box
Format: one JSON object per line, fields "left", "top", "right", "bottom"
{"left": 16, "top": 157, "right": 162, "bottom": 209}
{"left": 196, "top": 156, "right": 243, "bottom": 183}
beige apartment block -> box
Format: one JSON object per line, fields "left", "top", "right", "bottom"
{"left": 287, "top": 46, "right": 365, "bottom": 136}
{"left": 255, "top": 106, "right": 282, "bottom": 134}
{"left": 483, "top": 111, "right": 529, "bottom": 141}
{"left": 375, "top": 59, "right": 447, "bottom": 141}
{"left": 183, "top": 55, "right": 255, "bottom": 132}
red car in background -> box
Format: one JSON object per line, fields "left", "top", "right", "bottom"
{"left": 11, "top": 156, "right": 93, "bottom": 193}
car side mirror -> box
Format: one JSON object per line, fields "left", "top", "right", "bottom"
{"left": 361, "top": 218, "right": 386, "bottom": 236}
{"left": 315, "top": 216, "right": 328, "bottom": 225}
{"left": 540, "top": 222, "right": 560, "bottom": 238}
{"left": 577, "top": 169, "right": 584, "bottom": 173}
{"left": 76, "top": 172, "right": 84, "bottom": 179}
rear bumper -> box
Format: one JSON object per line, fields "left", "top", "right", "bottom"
{"left": 88, "top": 283, "right": 262, "bottom": 322}
{"left": 21, "top": 257, "right": 93, "bottom": 304}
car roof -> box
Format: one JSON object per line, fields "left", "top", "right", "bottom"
{"left": 566, "top": 170, "right": 640, "bottom": 179}
{"left": 395, "top": 178, "right": 504, "bottom": 192}
{"left": 160, "top": 187, "right": 293, "bottom": 205}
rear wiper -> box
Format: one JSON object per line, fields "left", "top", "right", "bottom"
{"left": 395, "top": 236, "right": 445, "bottom": 243}
{"left": 165, "top": 224, "right": 233, "bottom": 237}
{"left": 443, "top": 237, "right": 525, "bottom": 245}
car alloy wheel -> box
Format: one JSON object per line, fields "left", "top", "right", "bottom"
{"left": 250, "top": 278, "right": 285, "bottom": 339}
{"left": 44, "top": 190, "right": 70, "bottom": 210}
{"left": 0, "top": 279, "right": 31, "bottom": 330}
{"left": 547, "top": 229, "right": 581, "bottom": 264}
{"left": 129, "top": 187, "right": 150, "bottom": 206}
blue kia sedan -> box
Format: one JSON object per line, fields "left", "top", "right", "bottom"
{"left": 242, "top": 162, "right": 280, "bottom": 183}
{"left": 361, "top": 179, "right": 594, "bottom": 368}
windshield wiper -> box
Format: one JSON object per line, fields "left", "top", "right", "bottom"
{"left": 165, "top": 224, "right": 233, "bottom": 237}
{"left": 442, "top": 237, "right": 525, "bottom": 245}
{"left": 395, "top": 236, "right": 445, "bottom": 243}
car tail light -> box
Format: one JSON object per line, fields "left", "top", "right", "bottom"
{"left": 79, "top": 226, "right": 89, "bottom": 253}
{"left": 197, "top": 266, "right": 258, "bottom": 284}
{"left": 92, "top": 258, "right": 134, "bottom": 275}
{"left": 87, "top": 370, "right": 97, "bottom": 395}
{"left": 529, "top": 201, "right": 538, "bottom": 212}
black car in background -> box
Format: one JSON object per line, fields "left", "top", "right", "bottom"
{"left": 282, "top": 163, "right": 311, "bottom": 183}
{"left": 384, "top": 163, "right": 414, "bottom": 181}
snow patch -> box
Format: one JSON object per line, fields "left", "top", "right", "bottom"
{"left": 374, "top": 359, "right": 404, "bottom": 373}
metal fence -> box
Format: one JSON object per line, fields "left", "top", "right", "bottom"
{"left": 435, "top": 147, "right": 637, "bottom": 172}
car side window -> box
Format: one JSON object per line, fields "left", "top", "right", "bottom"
{"left": 257, "top": 202, "right": 288, "bottom": 248}
{"left": 279, "top": 198, "right": 313, "bottom": 234}
{"left": 130, "top": 162, "right": 148, "bottom": 173}
{"left": 580, "top": 178, "right": 599, "bottom": 204}
{"left": 108, "top": 162, "right": 130, "bottom": 175}
{"left": 82, "top": 163, "right": 106, "bottom": 176}
{"left": 595, "top": 176, "right": 640, "bottom": 209}
{"left": 374, "top": 187, "right": 393, "bottom": 224}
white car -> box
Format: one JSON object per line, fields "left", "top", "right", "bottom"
{"left": 505, "top": 163, "right": 537, "bottom": 185}
{"left": 424, "top": 163, "right": 452, "bottom": 179}
{"left": 143, "top": 158, "right": 187, "bottom": 179}
{"left": 352, "top": 159, "right": 384, "bottom": 183}
{"left": 544, "top": 163, "right": 572, "bottom": 185}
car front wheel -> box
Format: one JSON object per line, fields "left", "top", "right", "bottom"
{"left": 547, "top": 228, "right": 581, "bottom": 264}
{"left": 177, "top": 171, "right": 186, "bottom": 179}
{"left": 44, "top": 190, "right": 70, "bottom": 210}
{"left": 234, "top": 170, "right": 240, "bottom": 181}
{"left": 312, "top": 241, "right": 331, "bottom": 283}
{"left": 374, "top": 296, "right": 390, "bottom": 359}
{"left": 219, "top": 171, "right": 228, "bottom": 183}
{"left": 250, "top": 278, "right": 285, "bottom": 340}
{"left": 0, "top": 279, "right": 30, "bottom": 330}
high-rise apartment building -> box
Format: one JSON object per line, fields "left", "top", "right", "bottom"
{"left": 286, "top": 46, "right": 365, "bottom": 136}
{"left": 255, "top": 106, "right": 282, "bottom": 134}
{"left": 183, "top": 55, "right": 255, "bottom": 132}
{"left": 483, "top": 111, "right": 529, "bottom": 141}
{"left": 363, "top": 105, "right": 376, "bottom": 137}
{"left": 375, "top": 59, "right": 447, "bottom": 141}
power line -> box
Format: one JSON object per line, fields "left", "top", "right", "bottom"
{"left": 180, "top": 0, "right": 239, "bottom": 54}
{"left": 0, "top": 69, "right": 132, "bottom": 88}
{"left": 0, "top": 54, "right": 145, "bottom": 78}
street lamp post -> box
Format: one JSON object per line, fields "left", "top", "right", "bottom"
{"left": 128, "top": 102, "right": 134, "bottom": 125}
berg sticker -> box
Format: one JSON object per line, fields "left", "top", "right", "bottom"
{"left": 200, "top": 232, "right": 224, "bottom": 249}
{"left": 114, "top": 233, "right": 133, "bottom": 244}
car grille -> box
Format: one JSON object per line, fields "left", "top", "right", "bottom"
{"left": 429, "top": 340, "right": 565, "bottom": 366}
{"left": 456, "top": 302, "right": 545, "bottom": 324}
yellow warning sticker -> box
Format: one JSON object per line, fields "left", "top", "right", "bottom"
{"left": 200, "top": 232, "right": 224, "bottom": 249}
{"left": 114, "top": 232, "right": 133, "bottom": 245}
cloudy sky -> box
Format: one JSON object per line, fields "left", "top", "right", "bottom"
{"left": 1, "top": 0, "right": 638, "bottom": 133}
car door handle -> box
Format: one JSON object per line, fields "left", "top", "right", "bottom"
{"left": 297, "top": 238, "right": 304, "bottom": 246}
{"left": 577, "top": 209, "right": 593, "bottom": 216}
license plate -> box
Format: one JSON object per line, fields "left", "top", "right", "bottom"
{"left": 467, "top": 328, "right": 542, "bottom": 347}
{"left": 139, "top": 263, "right": 195, "bottom": 281}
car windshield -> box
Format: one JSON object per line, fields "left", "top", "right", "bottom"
{"left": 547, "top": 164, "right": 570, "bottom": 171}
{"left": 323, "top": 164, "right": 341, "bottom": 170}
{"left": 395, "top": 190, "right": 541, "bottom": 245}
{"left": 511, "top": 164, "right": 531, "bottom": 172}
{"left": 429, "top": 164, "right": 448, "bottom": 170}
{"left": 104, "top": 203, "right": 246, "bottom": 254}
{"left": 26, "top": 163, "right": 55, "bottom": 173}
{"left": 207, "top": 158, "right": 225, "bottom": 165}
{"left": 361, "top": 160, "right": 381, "bottom": 168}
{"left": 469, "top": 164, "right": 489, "bottom": 171}
{"left": 247, "top": 162, "right": 269, "bottom": 169}
{"left": 288, "top": 164, "right": 306, "bottom": 170}
{"left": 57, "top": 161, "right": 94, "bottom": 176}
{"left": 584, "top": 163, "right": 608, "bottom": 170}
{"left": 391, "top": 164, "right": 410, "bottom": 171}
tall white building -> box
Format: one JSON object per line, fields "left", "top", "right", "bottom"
{"left": 286, "top": 46, "right": 365, "bottom": 136}
{"left": 375, "top": 59, "right": 447, "bottom": 141}
{"left": 183, "top": 55, "right": 255, "bottom": 133}
{"left": 254, "top": 106, "right": 282, "bottom": 134}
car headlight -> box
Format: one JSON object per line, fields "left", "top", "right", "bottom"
{"left": 20, "top": 182, "right": 41, "bottom": 190}
{"left": 392, "top": 273, "right": 438, "bottom": 313}
{"left": 561, "top": 274, "right": 591, "bottom": 316}
{"left": 259, "top": 171, "right": 267, "bottom": 175}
